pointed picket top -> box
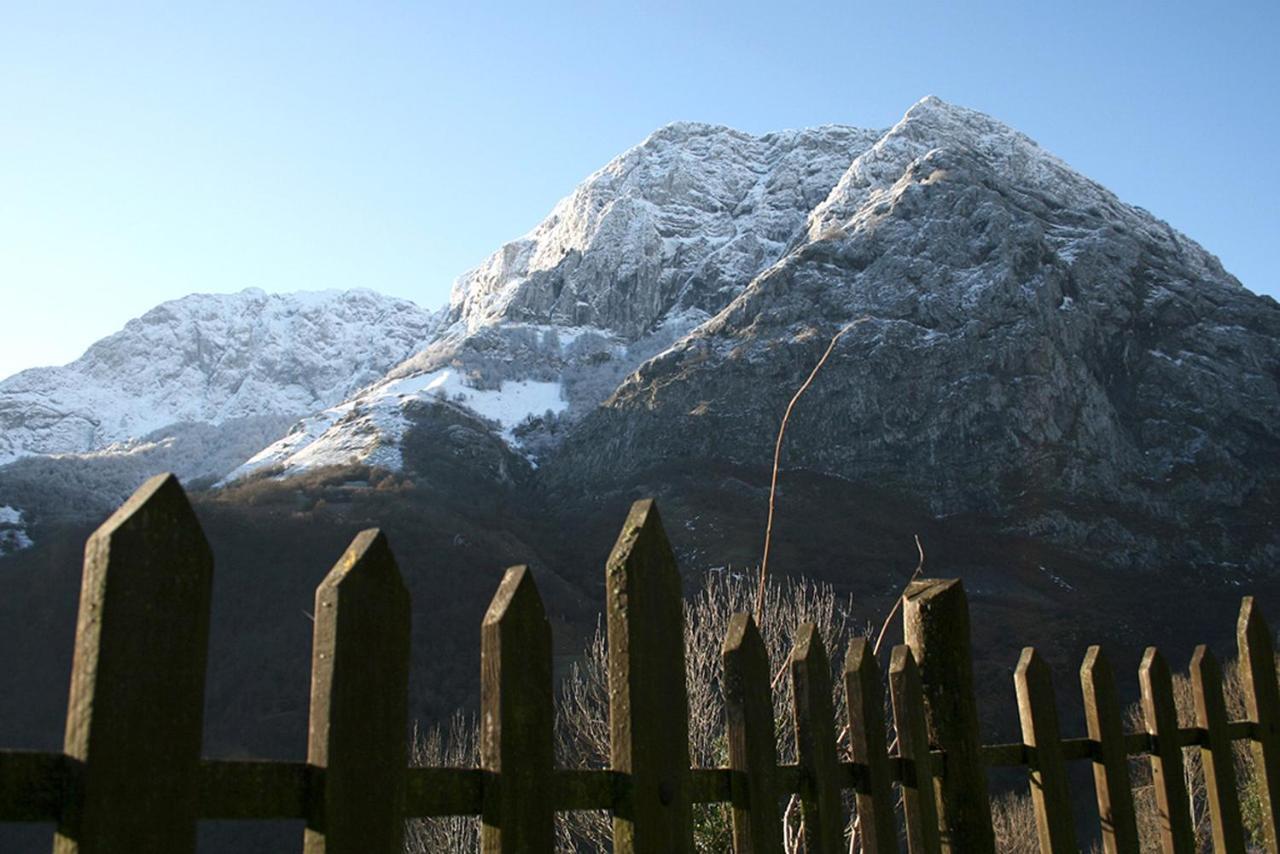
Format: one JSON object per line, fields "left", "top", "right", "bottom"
{"left": 723, "top": 611, "right": 763, "bottom": 659}
{"left": 1237, "top": 597, "right": 1280, "bottom": 853}
{"left": 59, "top": 472, "right": 213, "bottom": 853}
{"left": 317, "top": 528, "right": 407, "bottom": 599}
{"left": 484, "top": 564, "right": 545, "bottom": 628}
{"left": 607, "top": 498, "right": 679, "bottom": 586}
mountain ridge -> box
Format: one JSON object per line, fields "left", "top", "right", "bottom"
{"left": 2, "top": 97, "right": 1276, "bottom": 577}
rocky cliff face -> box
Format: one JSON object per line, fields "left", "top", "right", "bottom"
{"left": 3, "top": 98, "right": 1276, "bottom": 576}
{"left": 547, "top": 98, "right": 1280, "bottom": 574}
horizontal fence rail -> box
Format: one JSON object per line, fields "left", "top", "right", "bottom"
{"left": 1, "top": 473, "right": 1277, "bottom": 853}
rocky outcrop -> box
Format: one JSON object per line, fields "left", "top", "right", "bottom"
{"left": 547, "top": 98, "right": 1280, "bottom": 574}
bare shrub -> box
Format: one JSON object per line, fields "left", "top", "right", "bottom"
{"left": 406, "top": 569, "right": 865, "bottom": 852}
{"left": 404, "top": 712, "right": 479, "bottom": 851}
{"left": 991, "top": 789, "right": 1040, "bottom": 853}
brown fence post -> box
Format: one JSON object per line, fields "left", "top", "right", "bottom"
{"left": 303, "top": 529, "right": 410, "bottom": 854}
{"left": 790, "top": 622, "right": 845, "bottom": 853}
{"left": 889, "top": 645, "right": 942, "bottom": 854}
{"left": 902, "top": 579, "right": 995, "bottom": 853}
{"left": 606, "top": 500, "right": 693, "bottom": 853}
{"left": 1238, "top": 597, "right": 1280, "bottom": 853}
{"left": 1139, "top": 647, "right": 1196, "bottom": 854}
{"left": 1014, "top": 647, "right": 1077, "bottom": 853}
{"left": 481, "top": 566, "right": 554, "bottom": 853}
{"left": 1080, "top": 646, "right": 1139, "bottom": 854}
{"left": 843, "top": 637, "right": 896, "bottom": 854}
{"left": 723, "top": 613, "right": 782, "bottom": 854}
{"left": 1190, "top": 645, "right": 1246, "bottom": 854}
{"left": 54, "top": 474, "right": 213, "bottom": 854}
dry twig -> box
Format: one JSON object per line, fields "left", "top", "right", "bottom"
{"left": 755, "top": 318, "right": 867, "bottom": 622}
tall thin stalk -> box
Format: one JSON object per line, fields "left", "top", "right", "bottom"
{"left": 755, "top": 318, "right": 866, "bottom": 623}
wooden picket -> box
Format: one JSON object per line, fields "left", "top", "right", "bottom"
{"left": 1140, "top": 647, "right": 1196, "bottom": 853}
{"left": 1080, "top": 645, "right": 1140, "bottom": 854}
{"left": 723, "top": 613, "right": 782, "bottom": 853}
{"left": 1190, "top": 645, "right": 1246, "bottom": 854}
{"left": 1, "top": 479, "right": 1278, "bottom": 853}
{"left": 303, "top": 528, "right": 410, "bottom": 854}
{"left": 843, "top": 638, "right": 896, "bottom": 854}
{"left": 888, "top": 645, "right": 941, "bottom": 854}
{"left": 789, "top": 623, "right": 844, "bottom": 853}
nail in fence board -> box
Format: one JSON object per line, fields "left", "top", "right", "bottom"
{"left": 481, "top": 566, "right": 555, "bottom": 853}
{"left": 790, "top": 623, "right": 845, "bottom": 853}
{"left": 1238, "top": 598, "right": 1280, "bottom": 853}
{"left": 1080, "top": 646, "right": 1140, "bottom": 854}
{"left": 722, "top": 613, "right": 783, "bottom": 854}
{"left": 1014, "top": 647, "right": 1077, "bottom": 853}
{"left": 55, "top": 474, "right": 213, "bottom": 854}
{"left": 303, "top": 529, "right": 410, "bottom": 854}
{"left": 1139, "top": 648, "right": 1196, "bottom": 854}
{"left": 843, "top": 637, "right": 897, "bottom": 854}
{"left": 606, "top": 500, "right": 694, "bottom": 853}
{"left": 902, "top": 579, "right": 995, "bottom": 853}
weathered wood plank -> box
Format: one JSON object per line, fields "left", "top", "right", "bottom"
{"left": 1139, "top": 647, "right": 1196, "bottom": 854}
{"left": 481, "top": 565, "right": 555, "bottom": 852}
{"left": 890, "top": 645, "right": 942, "bottom": 854}
{"left": 843, "top": 637, "right": 896, "bottom": 854}
{"left": 1014, "top": 647, "right": 1076, "bottom": 853}
{"left": 405, "top": 767, "right": 487, "bottom": 816}
{"left": 55, "top": 474, "right": 213, "bottom": 854}
{"left": 1191, "top": 646, "right": 1247, "bottom": 854}
{"left": 606, "top": 499, "right": 694, "bottom": 853}
{"left": 903, "top": 578, "right": 995, "bottom": 853}
{"left": 303, "top": 529, "right": 411, "bottom": 854}
{"left": 722, "top": 612, "right": 782, "bottom": 853}
{"left": 1238, "top": 597, "right": 1280, "bottom": 854}
{"left": 1080, "top": 646, "right": 1139, "bottom": 854}
{"left": 197, "top": 759, "right": 312, "bottom": 819}
{"left": 790, "top": 622, "right": 845, "bottom": 853}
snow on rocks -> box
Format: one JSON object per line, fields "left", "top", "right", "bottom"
{"left": 227, "top": 368, "right": 567, "bottom": 481}
{"left": 0, "top": 505, "right": 32, "bottom": 556}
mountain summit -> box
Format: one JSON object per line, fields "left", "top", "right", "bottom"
{"left": 1, "top": 98, "right": 1276, "bottom": 576}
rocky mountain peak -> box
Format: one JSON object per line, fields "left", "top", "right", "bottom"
{"left": 0, "top": 288, "right": 440, "bottom": 465}
{"left": 446, "top": 120, "right": 883, "bottom": 340}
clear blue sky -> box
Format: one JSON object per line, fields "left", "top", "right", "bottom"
{"left": 2, "top": 1, "right": 1277, "bottom": 380}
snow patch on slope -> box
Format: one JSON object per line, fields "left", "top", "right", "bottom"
{"left": 0, "top": 505, "right": 32, "bottom": 556}
{"left": 228, "top": 369, "right": 567, "bottom": 480}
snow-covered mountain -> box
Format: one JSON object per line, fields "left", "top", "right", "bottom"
{"left": 0, "top": 288, "right": 440, "bottom": 465}
{"left": 227, "top": 121, "right": 887, "bottom": 478}
{"left": 2, "top": 96, "right": 1276, "bottom": 576}
{"left": 0, "top": 289, "right": 441, "bottom": 538}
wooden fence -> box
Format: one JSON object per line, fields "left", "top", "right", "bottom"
{"left": 1, "top": 472, "right": 1278, "bottom": 853}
